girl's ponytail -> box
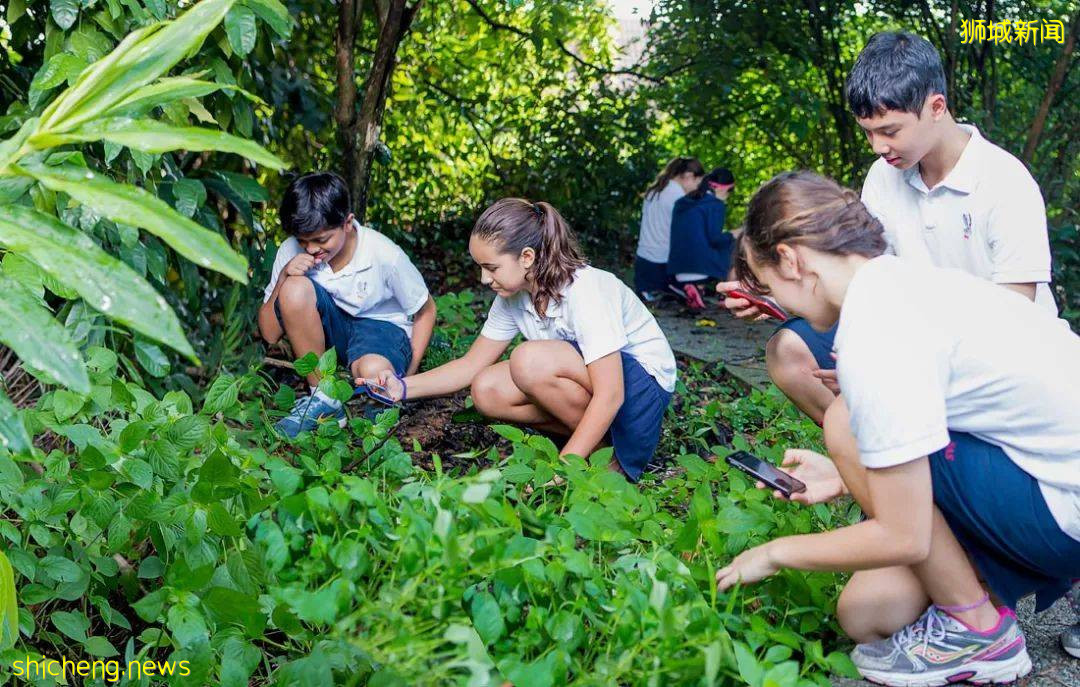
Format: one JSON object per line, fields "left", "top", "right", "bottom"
{"left": 644, "top": 157, "right": 706, "bottom": 199}
{"left": 472, "top": 198, "right": 587, "bottom": 317}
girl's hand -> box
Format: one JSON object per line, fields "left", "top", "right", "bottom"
{"left": 715, "top": 543, "right": 778, "bottom": 591}
{"left": 715, "top": 280, "right": 769, "bottom": 321}
{"left": 811, "top": 353, "right": 841, "bottom": 394}
{"left": 756, "top": 449, "right": 845, "bottom": 505}
{"left": 357, "top": 371, "right": 405, "bottom": 402}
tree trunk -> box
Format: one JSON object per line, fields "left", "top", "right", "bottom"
{"left": 1022, "top": 11, "right": 1079, "bottom": 163}
{"left": 351, "top": 0, "right": 420, "bottom": 222}
{"left": 335, "top": 0, "right": 361, "bottom": 200}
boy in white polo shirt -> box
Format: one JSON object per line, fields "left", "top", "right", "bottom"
{"left": 721, "top": 31, "right": 1058, "bottom": 425}
{"left": 258, "top": 172, "right": 436, "bottom": 437}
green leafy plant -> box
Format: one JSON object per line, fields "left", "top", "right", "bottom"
{"left": 0, "top": 0, "right": 288, "bottom": 450}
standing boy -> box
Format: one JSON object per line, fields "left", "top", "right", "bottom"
{"left": 721, "top": 31, "right": 1058, "bottom": 425}
{"left": 259, "top": 172, "right": 436, "bottom": 437}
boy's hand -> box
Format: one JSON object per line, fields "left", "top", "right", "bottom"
{"left": 811, "top": 354, "right": 840, "bottom": 394}
{"left": 357, "top": 371, "right": 405, "bottom": 402}
{"left": 284, "top": 253, "right": 321, "bottom": 277}
{"left": 716, "top": 280, "right": 771, "bottom": 321}
{"left": 755, "top": 449, "right": 845, "bottom": 505}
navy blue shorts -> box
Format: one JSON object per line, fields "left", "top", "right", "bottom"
{"left": 570, "top": 342, "right": 673, "bottom": 482}
{"left": 775, "top": 317, "right": 837, "bottom": 371}
{"left": 274, "top": 277, "right": 412, "bottom": 375}
{"left": 929, "top": 432, "right": 1080, "bottom": 611}
{"left": 633, "top": 255, "right": 671, "bottom": 295}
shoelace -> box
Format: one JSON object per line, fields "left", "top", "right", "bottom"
{"left": 892, "top": 607, "right": 948, "bottom": 658}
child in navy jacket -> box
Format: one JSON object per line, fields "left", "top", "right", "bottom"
{"left": 667, "top": 167, "right": 736, "bottom": 309}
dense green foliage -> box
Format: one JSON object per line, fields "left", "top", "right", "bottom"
{"left": 0, "top": 0, "right": 1076, "bottom": 684}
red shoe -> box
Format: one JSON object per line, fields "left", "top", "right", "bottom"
{"left": 683, "top": 283, "right": 706, "bottom": 310}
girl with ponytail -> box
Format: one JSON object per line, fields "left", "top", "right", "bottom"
{"left": 362, "top": 198, "right": 677, "bottom": 482}
{"left": 634, "top": 157, "right": 705, "bottom": 299}
{"left": 714, "top": 171, "right": 1079, "bottom": 687}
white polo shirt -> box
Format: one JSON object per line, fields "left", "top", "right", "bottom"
{"left": 836, "top": 256, "right": 1080, "bottom": 541}
{"left": 860, "top": 124, "right": 1057, "bottom": 313}
{"left": 636, "top": 180, "right": 685, "bottom": 264}
{"left": 480, "top": 266, "right": 677, "bottom": 392}
{"left": 263, "top": 221, "right": 430, "bottom": 337}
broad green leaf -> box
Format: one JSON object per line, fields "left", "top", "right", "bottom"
{"left": 52, "top": 390, "right": 86, "bottom": 422}
{"left": 0, "top": 392, "right": 31, "bottom": 456}
{"left": 0, "top": 204, "right": 196, "bottom": 359}
{"left": 17, "top": 163, "right": 248, "bottom": 284}
{"left": 51, "top": 610, "right": 90, "bottom": 642}
{"left": 0, "top": 273, "right": 89, "bottom": 393}
{"left": 134, "top": 338, "right": 170, "bottom": 378}
{"left": 470, "top": 591, "right": 505, "bottom": 645}
{"left": 28, "top": 54, "right": 87, "bottom": 109}
{"left": 33, "top": 117, "right": 287, "bottom": 170}
{"left": 50, "top": 0, "right": 80, "bottom": 30}
{"left": 243, "top": 0, "right": 292, "bottom": 37}
{"left": 0, "top": 551, "right": 18, "bottom": 650}
{"left": 225, "top": 6, "right": 257, "bottom": 56}
{"left": 105, "top": 76, "right": 229, "bottom": 118}
{"left": 83, "top": 636, "right": 119, "bottom": 657}
{"left": 39, "top": 0, "right": 237, "bottom": 133}
{"left": 219, "top": 637, "right": 261, "bottom": 687}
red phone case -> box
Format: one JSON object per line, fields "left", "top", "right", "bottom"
{"left": 725, "top": 288, "right": 788, "bottom": 321}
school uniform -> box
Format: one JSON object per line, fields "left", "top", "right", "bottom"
{"left": 667, "top": 193, "right": 735, "bottom": 282}
{"left": 634, "top": 180, "right": 685, "bottom": 294}
{"left": 780, "top": 124, "right": 1057, "bottom": 369}
{"left": 264, "top": 221, "right": 430, "bottom": 375}
{"left": 480, "top": 266, "right": 677, "bottom": 481}
{"left": 836, "top": 255, "right": 1080, "bottom": 611}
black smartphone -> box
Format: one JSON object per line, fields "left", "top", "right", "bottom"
{"left": 725, "top": 451, "right": 806, "bottom": 497}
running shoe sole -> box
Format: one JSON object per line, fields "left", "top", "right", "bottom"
{"left": 857, "top": 649, "right": 1032, "bottom": 687}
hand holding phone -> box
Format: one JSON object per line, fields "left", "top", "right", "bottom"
{"left": 352, "top": 380, "right": 400, "bottom": 406}
{"left": 722, "top": 288, "right": 788, "bottom": 322}
{"left": 725, "top": 450, "right": 806, "bottom": 498}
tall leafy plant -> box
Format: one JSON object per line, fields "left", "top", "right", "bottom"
{"left": 0, "top": 0, "right": 287, "bottom": 455}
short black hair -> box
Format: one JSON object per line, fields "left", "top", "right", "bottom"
{"left": 688, "top": 167, "right": 735, "bottom": 200}
{"left": 280, "top": 172, "right": 351, "bottom": 235}
{"left": 845, "top": 32, "right": 947, "bottom": 118}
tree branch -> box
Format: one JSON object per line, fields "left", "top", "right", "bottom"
{"left": 462, "top": 0, "right": 674, "bottom": 83}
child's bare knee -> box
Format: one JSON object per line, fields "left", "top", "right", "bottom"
{"left": 766, "top": 329, "right": 815, "bottom": 380}
{"left": 470, "top": 369, "right": 503, "bottom": 416}
{"left": 508, "top": 344, "right": 549, "bottom": 392}
{"left": 277, "top": 276, "right": 316, "bottom": 312}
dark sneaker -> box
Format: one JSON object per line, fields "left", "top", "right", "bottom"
{"left": 1063, "top": 581, "right": 1080, "bottom": 659}
{"left": 274, "top": 389, "right": 346, "bottom": 438}
{"left": 851, "top": 605, "right": 1031, "bottom": 686}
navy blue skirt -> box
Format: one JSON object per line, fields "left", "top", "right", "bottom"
{"left": 571, "top": 343, "right": 672, "bottom": 482}
{"left": 774, "top": 317, "right": 837, "bottom": 371}
{"left": 929, "top": 432, "right": 1080, "bottom": 611}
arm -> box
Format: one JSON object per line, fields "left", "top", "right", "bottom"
{"left": 406, "top": 296, "right": 437, "bottom": 375}
{"left": 717, "top": 458, "right": 933, "bottom": 589}
{"left": 1001, "top": 282, "right": 1037, "bottom": 301}
{"left": 258, "top": 279, "right": 287, "bottom": 344}
{"left": 704, "top": 202, "right": 729, "bottom": 249}
{"left": 258, "top": 251, "right": 316, "bottom": 344}
{"left": 559, "top": 352, "right": 624, "bottom": 459}
{"left": 369, "top": 335, "right": 510, "bottom": 401}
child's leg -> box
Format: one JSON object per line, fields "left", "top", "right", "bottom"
{"left": 838, "top": 567, "right": 929, "bottom": 643}
{"left": 276, "top": 276, "right": 328, "bottom": 388}
{"left": 507, "top": 340, "right": 593, "bottom": 431}
{"left": 825, "top": 398, "right": 1001, "bottom": 636}
{"left": 766, "top": 328, "right": 835, "bottom": 425}
{"left": 470, "top": 360, "right": 573, "bottom": 435}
